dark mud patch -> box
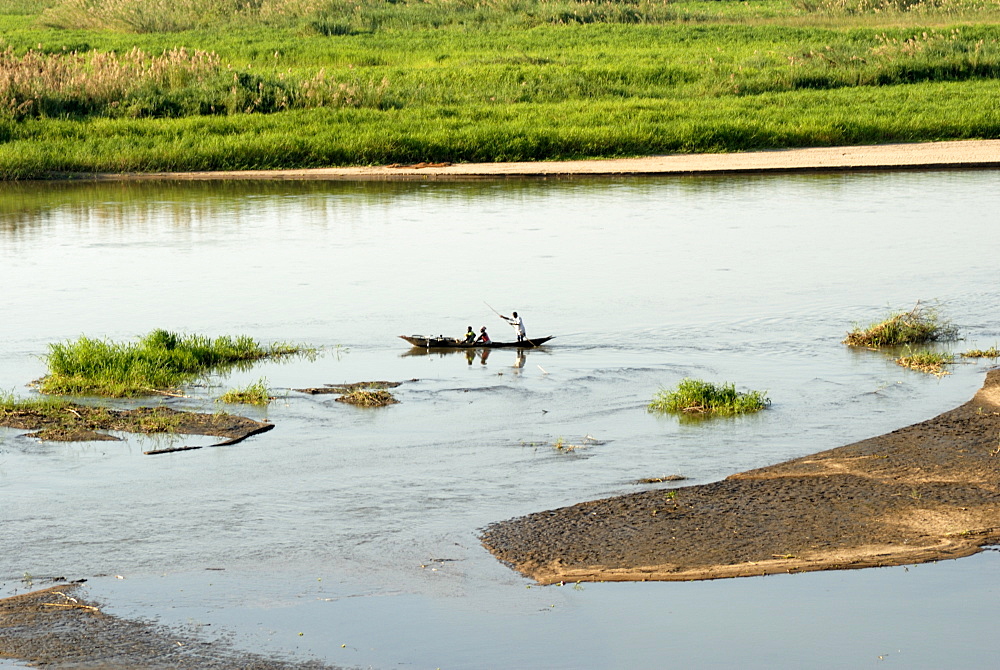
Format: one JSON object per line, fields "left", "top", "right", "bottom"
{"left": 0, "top": 584, "right": 339, "bottom": 670}
{"left": 482, "top": 370, "right": 1000, "bottom": 584}
{"left": 0, "top": 404, "right": 273, "bottom": 454}
{"left": 335, "top": 389, "right": 399, "bottom": 407}
{"left": 636, "top": 475, "right": 688, "bottom": 484}
{"left": 293, "top": 380, "right": 412, "bottom": 394}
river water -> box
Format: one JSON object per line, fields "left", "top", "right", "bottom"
{"left": 1, "top": 170, "right": 999, "bottom": 668}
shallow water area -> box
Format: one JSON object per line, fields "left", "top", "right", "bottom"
{"left": 2, "top": 171, "right": 999, "bottom": 668}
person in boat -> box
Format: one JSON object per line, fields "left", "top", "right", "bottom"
{"left": 475, "top": 326, "right": 491, "bottom": 344}
{"left": 501, "top": 311, "right": 526, "bottom": 343}
{"left": 462, "top": 326, "right": 476, "bottom": 344}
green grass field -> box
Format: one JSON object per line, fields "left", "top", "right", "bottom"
{"left": 0, "top": 0, "right": 998, "bottom": 177}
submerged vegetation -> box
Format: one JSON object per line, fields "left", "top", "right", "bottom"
{"left": 39, "top": 329, "right": 307, "bottom": 397}
{"left": 895, "top": 349, "right": 954, "bottom": 375}
{"left": 649, "top": 378, "right": 770, "bottom": 417}
{"left": 1, "top": 0, "right": 1000, "bottom": 175}
{"left": 961, "top": 346, "right": 1000, "bottom": 358}
{"left": 843, "top": 303, "right": 959, "bottom": 348}
{"left": 217, "top": 378, "right": 272, "bottom": 405}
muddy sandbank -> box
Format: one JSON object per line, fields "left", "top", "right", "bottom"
{"left": 0, "top": 404, "right": 273, "bottom": 453}
{"left": 0, "top": 584, "right": 339, "bottom": 669}
{"left": 481, "top": 370, "right": 1000, "bottom": 584}
{"left": 71, "top": 139, "right": 1000, "bottom": 181}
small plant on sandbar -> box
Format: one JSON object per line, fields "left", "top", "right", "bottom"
{"left": 843, "top": 302, "right": 958, "bottom": 348}
{"left": 895, "top": 349, "right": 953, "bottom": 376}
{"left": 217, "top": 378, "right": 271, "bottom": 405}
{"left": 648, "top": 378, "right": 770, "bottom": 417}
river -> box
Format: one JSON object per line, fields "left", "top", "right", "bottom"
{"left": 2, "top": 170, "right": 999, "bottom": 668}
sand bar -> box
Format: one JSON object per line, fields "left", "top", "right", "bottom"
{"left": 78, "top": 139, "right": 1000, "bottom": 181}
{"left": 481, "top": 369, "right": 1000, "bottom": 584}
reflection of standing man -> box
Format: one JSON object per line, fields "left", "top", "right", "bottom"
{"left": 501, "top": 311, "right": 526, "bottom": 343}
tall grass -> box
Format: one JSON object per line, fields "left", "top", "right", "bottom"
{"left": 2, "top": 1, "right": 1000, "bottom": 173}
{"left": 40, "top": 329, "right": 306, "bottom": 396}
{"left": 0, "top": 46, "right": 389, "bottom": 119}
{"left": 36, "top": 0, "right": 1000, "bottom": 33}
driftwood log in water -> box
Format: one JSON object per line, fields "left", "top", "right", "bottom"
{"left": 482, "top": 370, "right": 1000, "bottom": 584}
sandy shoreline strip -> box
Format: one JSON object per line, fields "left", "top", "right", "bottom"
{"left": 79, "top": 139, "right": 1000, "bottom": 181}
{"left": 482, "top": 369, "right": 1000, "bottom": 584}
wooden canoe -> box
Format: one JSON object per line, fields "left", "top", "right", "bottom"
{"left": 399, "top": 335, "right": 555, "bottom": 349}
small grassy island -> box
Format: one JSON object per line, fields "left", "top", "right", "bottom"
{"left": 649, "top": 378, "right": 770, "bottom": 417}
{"left": 843, "top": 303, "right": 959, "bottom": 349}
{"left": 1, "top": 0, "right": 1000, "bottom": 177}
{"left": 0, "top": 329, "right": 306, "bottom": 448}
{"left": 844, "top": 303, "right": 960, "bottom": 375}
{"left": 38, "top": 329, "right": 305, "bottom": 397}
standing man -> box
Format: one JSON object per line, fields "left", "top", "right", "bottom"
{"left": 501, "top": 311, "right": 526, "bottom": 343}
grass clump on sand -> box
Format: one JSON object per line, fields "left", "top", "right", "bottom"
{"left": 39, "top": 329, "right": 307, "bottom": 397}
{"left": 895, "top": 349, "right": 953, "bottom": 376}
{"left": 335, "top": 389, "right": 398, "bottom": 407}
{"left": 217, "top": 378, "right": 271, "bottom": 406}
{"left": 961, "top": 346, "right": 1000, "bottom": 359}
{"left": 648, "top": 378, "right": 770, "bottom": 417}
{"left": 843, "top": 303, "right": 959, "bottom": 348}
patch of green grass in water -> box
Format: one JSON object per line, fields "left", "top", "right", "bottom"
{"left": 648, "top": 378, "right": 771, "bottom": 417}
{"left": 217, "top": 378, "right": 272, "bottom": 406}
{"left": 39, "top": 329, "right": 310, "bottom": 397}
{"left": 843, "top": 302, "right": 959, "bottom": 348}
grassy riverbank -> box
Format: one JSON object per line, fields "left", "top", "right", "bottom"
{"left": 1, "top": 0, "right": 999, "bottom": 177}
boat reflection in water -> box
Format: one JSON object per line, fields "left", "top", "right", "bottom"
{"left": 401, "top": 345, "right": 536, "bottom": 369}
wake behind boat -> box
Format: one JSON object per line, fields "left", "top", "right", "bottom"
{"left": 399, "top": 335, "right": 555, "bottom": 349}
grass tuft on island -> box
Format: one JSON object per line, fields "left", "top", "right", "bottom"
{"left": 648, "top": 378, "right": 770, "bottom": 417}
{"left": 843, "top": 303, "right": 959, "bottom": 348}
{"left": 217, "top": 378, "right": 272, "bottom": 406}
{"left": 39, "top": 329, "right": 310, "bottom": 397}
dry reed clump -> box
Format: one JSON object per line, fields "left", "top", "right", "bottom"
{"left": 792, "top": 0, "right": 998, "bottom": 14}
{"left": 39, "top": 0, "right": 263, "bottom": 32}
{"left": 0, "top": 47, "right": 389, "bottom": 119}
{"left": 40, "top": 0, "right": 372, "bottom": 31}
{"left": 0, "top": 47, "right": 219, "bottom": 118}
